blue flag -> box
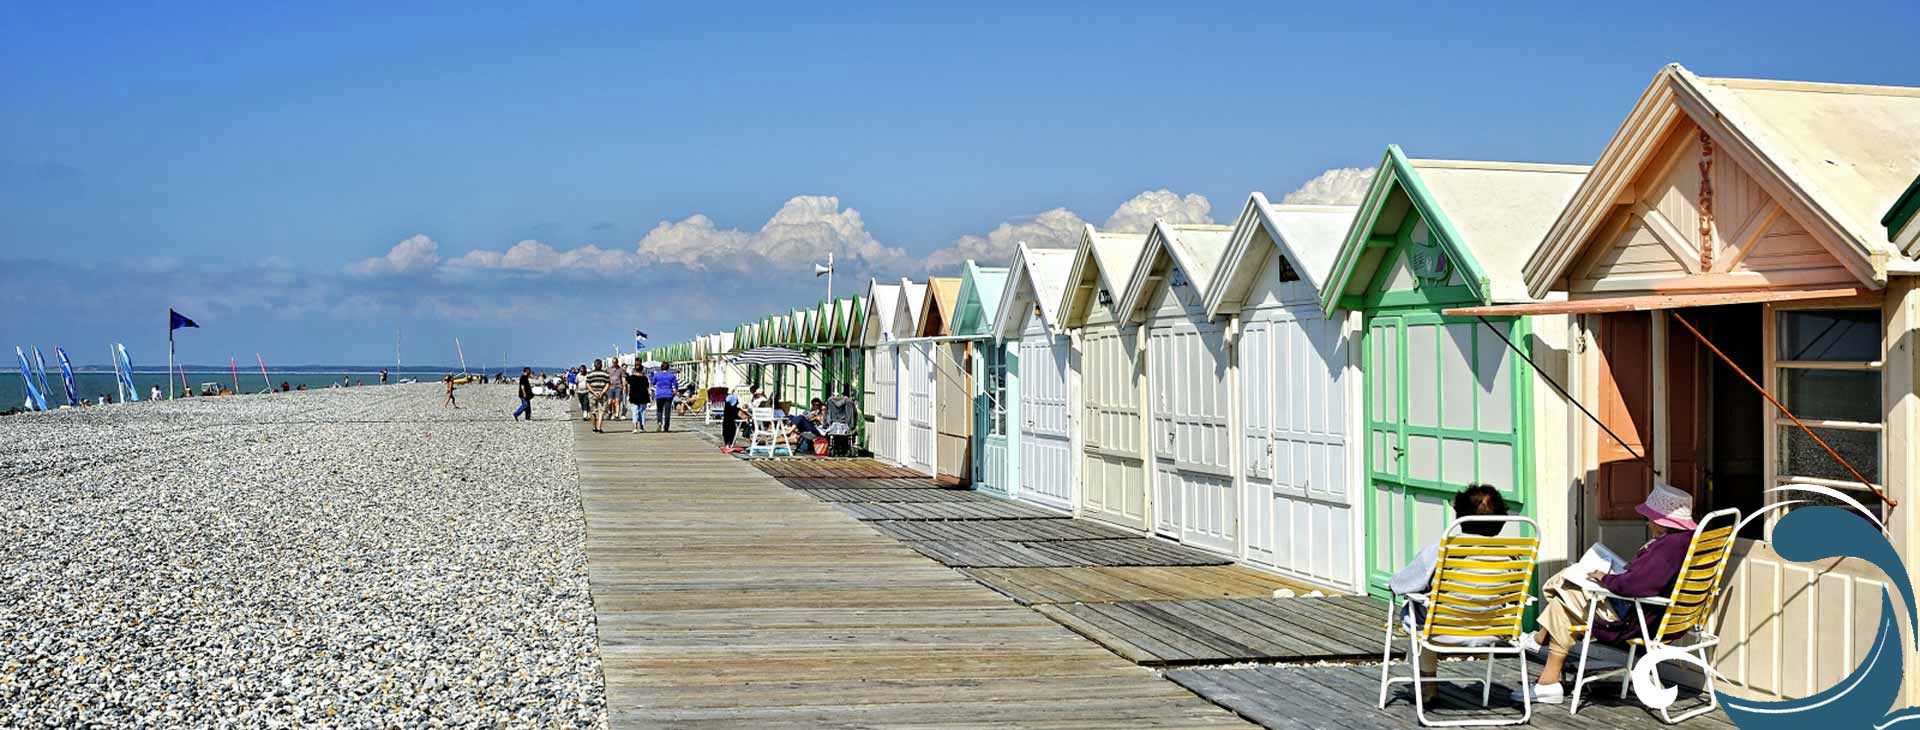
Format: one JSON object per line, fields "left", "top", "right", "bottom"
{"left": 55, "top": 348, "right": 78, "bottom": 407}
{"left": 635, "top": 329, "right": 648, "bottom": 350}
{"left": 117, "top": 344, "right": 139, "bottom": 401}
{"left": 170, "top": 309, "right": 199, "bottom": 330}
{"left": 15, "top": 346, "right": 47, "bottom": 411}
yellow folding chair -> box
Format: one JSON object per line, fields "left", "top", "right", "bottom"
{"left": 1569, "top": 507, "right": 1741, "bottom": 722}
{"left": 1378, "top": 515, "right": 1541, "bottom": 727}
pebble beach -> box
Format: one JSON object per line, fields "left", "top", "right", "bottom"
{"left": 0, "top": 383, "right": 606, "bottom": 727}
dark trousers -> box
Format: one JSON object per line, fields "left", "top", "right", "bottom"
{"left": 512, "top": 398, "right": 532, "bottom": 420}
{"left": 722, "top": 406, "right": 739, "bottom": 445}
{"left": 577, "top": 393, "right": 589, "bottom": 413}
{"left": 655, "top": 397, "right": 672, "bottom": 431}
{"left": 830, "top": 434, "right": 852, "bottom": 457}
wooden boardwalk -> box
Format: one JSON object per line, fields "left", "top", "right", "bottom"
{"left": 575, "top": 426, "right": 1250, "bottom": 728}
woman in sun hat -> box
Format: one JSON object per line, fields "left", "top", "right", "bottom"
{"left": 1509, "top": 481, "right": 1698, "bottom": 705}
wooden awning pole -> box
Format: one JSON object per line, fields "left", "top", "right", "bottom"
{"left": 1667, "top": 311, "right": 1894, "bottom": 506}
{"left": 1474, "top": 316, "right": 1654, "bottom": 469}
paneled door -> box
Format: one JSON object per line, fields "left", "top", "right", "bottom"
{"left": 1240, "top": 310, "right": 1356, "bottom": 589}
{"left": 872, "top": 345, "right": 900, "bottom": 464}
{"left": 1149, "top": 323, "right": 1235, "bottom": 554}
{"left": 1018, "top": 332, "right": 1074, "bottom": 511}
{"left": 905, "top": 343, "right": 937, "bottom": 476}
{"left": 1081, "top": 327, "right": 1148, "bottom": 530}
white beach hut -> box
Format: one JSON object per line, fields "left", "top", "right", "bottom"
{"left": 861, "top": 279, "right": 903, "bottom": 463}
{"left": 893, "top": 278, "right": 936, "bottom": 476}
{"left": 1205, "top": 195, "right": 1365, "bottom": 590}
{"left": 1059, "top": 225, "right": 1152, "bottom": 531}
{"left": 992, "top": 243, "right": 1080, "bottom": 513}
{"left": 1116, "top": 222, "right": 1238, "bottom": 555}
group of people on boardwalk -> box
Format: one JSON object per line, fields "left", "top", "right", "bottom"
{"left": 557, "top": 359, "right": 682, "bottom": 433}
{"left": 716, "top": 386, "right": 858, "bottom": 457}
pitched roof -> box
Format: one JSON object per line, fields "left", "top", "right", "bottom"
{"left": 1524, "top": 64, "right": 1920, "bottom": 296}
{"left": 894, "top": 278, "right": 928, "bottom": 340}
{"left": 1321, "top": 145, "right": 1588, "bottom": 314}
{"left": 1890, "top": 172, "right": 1920, "bottom": 253}
{"left": 1118, "top": 222, "right": 1235, "bottom": 322}
{"left": 992, "top": 243, "right": 1078, "bottom": 341}
{"left": 1206, "top": 193, "right": 1358, "bottom": 318}
{"left": 1060, "top": 224, "right": 1150, "bottom": 327}
{"left": 918, "top": 277, "right": 962, "bottom": 336}
{"left": 863, "top": 280, "right": 901, "bottom": 346}
{"left": 953, "top": 262, "right": 1010, "bottom": 336}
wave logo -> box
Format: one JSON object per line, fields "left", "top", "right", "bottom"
{"left": 1632, "top": 485, "right": 1918, "bottom": 728}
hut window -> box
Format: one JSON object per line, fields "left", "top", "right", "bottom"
{"left": 1774, "top": 308, "right": 1883, "bottom": 519}
{"left": 985, "top": 344, "right": 1009, "bottom": 436}
{"left": 1276, "top": 256, "right": 1300, "bottom": 283}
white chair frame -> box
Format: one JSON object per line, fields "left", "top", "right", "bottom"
{"left": 1377, "top": 515, "right": 1540, "bottom": 727}
{"left": 1569, "top": 507, "right": 1741, "bottom": 723}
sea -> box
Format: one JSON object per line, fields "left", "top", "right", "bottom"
{"left": 2, "top": 368, "right": 515, "bottom": 412}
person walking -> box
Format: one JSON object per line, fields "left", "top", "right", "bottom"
{"left": 720, "top": 391, "right": 742, "bottom": 450}
{"left": 512, "top": 367, "right": 535, "bottom": 421}
{"left": 607, "top": 364, "right": 626, "bottom": 423}
{"left": 649, "top": 364, "right": 679, "bottom": 432}
{"left": 573, "top": 365, "right": 591, "bottom": 421}
{"left": 585, "top": 360, "right": 612, "bottom": 433}
{"left": 380, "top": 368, "right": 389, "bottom": 385}
{"left": 443, "top": 374, "right": 458, "bottom": 409}
{"left": 625, "top": 363, "right": 649, "bottom": 433}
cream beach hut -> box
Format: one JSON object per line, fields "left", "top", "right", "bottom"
{"left": 1500, "top": 65, "right": 1920, "bottom": 701}
{"left": 1116, "top": 222, "right": 1238, "bottom": 554}
{"left": 953, "top": 263, "right": 1011, "bottom": 496}
{"left": 1059, "top": 225, "right": 1152, "bottom": 531}
{"left": 1204, "top": 194, "right": 1365, "bottom": 590}
{"left": 893, "top": 279, "right": 935, "bottom": 475}
{"left": 1318, "top": 145, "right": 1585, "bottom": 597}
{"left": 861, "top": 280, "right": 903, "bottom": 461}
{"left": 916, "top": 277, "right": 970, "bottom": 485}
{"left": 993, "top": 243, "right": 1080, "bottom": 513}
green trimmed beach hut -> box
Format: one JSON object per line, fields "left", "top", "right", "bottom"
{"left": 954, "top": 262, "right": 1010, "bottom": 497}
{"left": 1318, "top": 145, "right": 1585, "bottom": 597}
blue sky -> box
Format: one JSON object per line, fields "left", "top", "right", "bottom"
{"left": 3, "top": 2, "right": 1917, "bottom": 367}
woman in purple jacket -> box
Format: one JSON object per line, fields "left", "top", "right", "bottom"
{"left": 1511, "top": 482, "right": 1697, "bottom": 705}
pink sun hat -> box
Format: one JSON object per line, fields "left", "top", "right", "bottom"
{"left": 1636, "top": 481, "right": 1697, "bottom": 530}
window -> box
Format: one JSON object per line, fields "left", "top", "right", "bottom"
{"left": 1276, "top": 255, "right": 1301, "bottom": 283}
{"left": 985, "top": 345, "right": 1009, "bottom": 436}
{"left": 1774, "top": 309, "right": 1883, "bottom": 522}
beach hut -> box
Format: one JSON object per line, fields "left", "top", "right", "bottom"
{"left": 1117, "top": 222, "right": 1238, "bottom": 554}
{"left": 863, "top": 280, "right": 905, "bottom": 464}
{"left": 894, "top": 279, "right": 936, "bottom": 475}
{"left": 1060, "top": 225, "right": 1152, "bottom": 531}
{"left": 993, "top": 243, "right": 1080, "bottom": 513}
{"left": 916, "top": 277, "right": 970, "bottom": 485}
{"left": 1205, "top": 195, "right": 1365, "bottom": 590}
{"left": 953, "top": 262, "right": 1011, "bottom": 496}
{"left": 1319, "top": 145, "right": 1585, "bottom": 598}
{"left": 1497, "top": 65, "right": 1920, "bottom": 700}
{"left": 834, "top": 296, "right": 867, "bottom": 449}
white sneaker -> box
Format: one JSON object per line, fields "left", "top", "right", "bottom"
{"left": 1516, "top": 633, "right": 1543, "bottom": 654}
{"left": 1510, "top": 682, "right": 1564, "bottom": 705}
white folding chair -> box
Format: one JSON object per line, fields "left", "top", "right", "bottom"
{"left": 747, "top": 407, "right": 781, "bottom": 456}
{"left": 1378, "top": 515, "right": 1541, "bottom": 727}
{"left": 1570, "top": 507, "right": 1741, "bottom": 722}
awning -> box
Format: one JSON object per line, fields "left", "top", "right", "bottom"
{"left": 1441, "top": 287, "right": 1864, "bottom": 318}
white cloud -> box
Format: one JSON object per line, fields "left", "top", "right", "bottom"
{"left": 636, "top": 195, "right": 905, "bottom": 272}
{"left": 1101, "top": 189, "right": 1213, "bottom": 233}
{"left": 1281, "top": 167, "right": 1375, "bottom": 205}
{"left": 447, "top": 240, "right": 635, "bottom": 273}
{"left": 925, "top": 207, "right": 1085, "bottom": 272}
{"left": 347, "top": 234, "right": 440, "bottom": 275}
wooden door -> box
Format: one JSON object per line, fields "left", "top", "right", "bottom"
{"left": 1080, "top": 326, "right": 1148, "bottom": 530}
{"left": 906, "top": 343, "right": 937, "bottom": 475}
{"left": 873, "top": 345, "right": 900, "bottom": 464}
{"left": 1244, "top": 307, "right": 1357, "bottom": 588}
{"left": 1593, "top": 312, "right": 1653, "bottom": 520}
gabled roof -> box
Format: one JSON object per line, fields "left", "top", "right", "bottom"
{"left": 1321, "top": 145, "right": 1588, "bottom": 314}
{"left": 1205, "top": 193, "right": 1358, "bottom": 318}
{"left": 893, "top": 278, "right": 928, "bottom": 340}
{"left": 863, "top": 280, "right": 901, "bottom": 346}
{"left": 1061, "top": 224, "right": 1150, "bottom": 328}
{"left": 917, "top": 276, "right": 961, "bottom": 336}
{"left": 1117, "top": 221, "right": 1235, "bottom": 323}
{"left": 1889, "top": 172, "right": 1920, "bottom": 255}
{"left": 992, "top": 243, "right": 1078, "bottom": 341}
{"left": 838, "top": 296, "right": 863, "bottom": 346}
{"left": 953, "top": 262, "right": 1010, "bottom": 337}
{"left": 1525, "top": 64, "right": 1920, "bottom": 296}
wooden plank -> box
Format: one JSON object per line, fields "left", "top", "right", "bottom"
{"left": 1442, "top": 286, "right": 1862, "bottom": 317}
{"left": 574, "top": 425, "right": 1248, "bottom": 728}
{"left": 832, "top": 500, "right": 1068, "bottom": 520}
{"left": 1023, "top": 538, "right": 1235, "bottom": 567}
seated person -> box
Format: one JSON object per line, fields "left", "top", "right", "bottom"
{"left": 1388, "top": 484, "right": 1510, "bottom": 703}
{"left": 786, "top": 407, "right": 823, "bottom": 452}
{"left": 1512, "top": 482, "right": 1696, "bottom": 705}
